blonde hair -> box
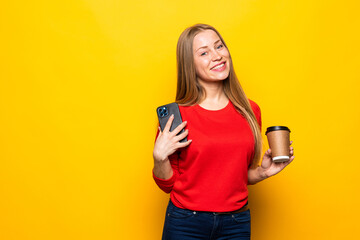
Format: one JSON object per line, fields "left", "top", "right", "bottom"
{"left": 175, "top": 23, "right": 263, "bottom": 168}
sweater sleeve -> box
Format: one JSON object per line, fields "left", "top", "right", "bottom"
{"left": 247, "top": 99, "right": 262, "bottom": 170}
{"left": 248, "top": 99, "right": 262, "bottom": 132}
{"left": 152, "top": 125, "right": 179, "bottom": 193}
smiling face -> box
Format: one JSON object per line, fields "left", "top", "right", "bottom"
{"left": 193, "top": 29, "right": 231, "bottom": 84}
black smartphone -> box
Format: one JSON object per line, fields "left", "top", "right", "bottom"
{"left": 156, "top": 102, "right": 187, "bottom": 143}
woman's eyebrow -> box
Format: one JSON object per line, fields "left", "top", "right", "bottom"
{"left": 196, "top": 39, "right": 221, "bottom": 52}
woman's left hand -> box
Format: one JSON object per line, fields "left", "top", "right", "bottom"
{"left": 260, "top": 141, "right": 295, "bottom": 178}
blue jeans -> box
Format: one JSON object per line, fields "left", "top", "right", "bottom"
{"left": 162, "top": 199, "right": 251, "bottom": 240}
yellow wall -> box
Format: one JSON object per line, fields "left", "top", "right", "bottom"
{"left": 1, "top": 0, "right": 359, "bottom": 239}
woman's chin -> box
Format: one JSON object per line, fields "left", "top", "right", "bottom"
{"left": 198, "top": 72, "right": 230, "bottom": 83}
{"left": 212, "top": 72, "right": 230, "bottom": 81}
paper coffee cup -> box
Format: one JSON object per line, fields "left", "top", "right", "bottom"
{"left": 265, "top": 126, "right": 291, "bottom": 162}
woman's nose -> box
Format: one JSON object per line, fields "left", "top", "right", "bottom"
{"left": 211, "top": 50, "right": 222, "bottom": 61}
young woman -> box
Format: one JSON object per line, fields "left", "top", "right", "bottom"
{"left": 152, "top": 23, "right": 295, "bottom": 240}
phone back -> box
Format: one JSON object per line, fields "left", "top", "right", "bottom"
{"left": 156, "top": 102, "right": 187, "bottom": 143}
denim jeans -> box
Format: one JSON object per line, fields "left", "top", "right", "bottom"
{"left": 162, "top": 199, "right": 251, "bottom": 240}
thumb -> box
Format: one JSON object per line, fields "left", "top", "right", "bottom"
{"left": 265, "top": 148, "right": 272, "bottom": 156}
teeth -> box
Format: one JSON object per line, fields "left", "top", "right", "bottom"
{"left": 212, "top": 63, "right": 224, "bottom": 70}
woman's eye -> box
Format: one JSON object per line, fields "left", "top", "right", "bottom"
{"left": 200, "top": 52, "right": 207, "bottom": 56}
{"left": 217, "top": 44, "right": 223, "bottom": 49}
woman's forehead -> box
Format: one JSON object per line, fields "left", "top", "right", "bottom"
{"left": 193, "top": 30, "right": 221, "bottom": 51}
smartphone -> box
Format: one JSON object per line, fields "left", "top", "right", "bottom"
{"left": 156, "top": 102, "right": 187, "bottom": 143}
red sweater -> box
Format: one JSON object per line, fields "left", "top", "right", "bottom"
{"left": 153, "top": 99, "right": 262, "bottom": 212}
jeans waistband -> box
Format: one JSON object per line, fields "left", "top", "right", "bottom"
{"left": 169, "top": 198, "right": 249, "bottom": 215}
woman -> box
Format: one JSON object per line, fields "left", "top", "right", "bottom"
{"left": 152, "top": 23, "right": 295, "bottom": 240}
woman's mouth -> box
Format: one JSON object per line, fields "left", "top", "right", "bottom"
{"left": 211, "top": 62, "right": 226, "bottom": 72}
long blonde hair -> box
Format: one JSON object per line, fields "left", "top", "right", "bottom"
{"left": 175, "top": 23, "right": 263, "bottom": 168}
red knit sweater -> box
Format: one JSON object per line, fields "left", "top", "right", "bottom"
{"left": 153, "top": 99, "right": 261, "bottom": 212}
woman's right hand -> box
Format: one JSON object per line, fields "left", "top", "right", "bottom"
{"left": 153, "top": 114, "right": 192, "bottom": 162}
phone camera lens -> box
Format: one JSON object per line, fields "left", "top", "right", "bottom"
{"left": 157, "top": 107, "right": 168, "bottom": 118}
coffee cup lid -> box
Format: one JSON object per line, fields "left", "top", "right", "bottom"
{"left": 265, "top": 126, "right": 290, "bottom": 135}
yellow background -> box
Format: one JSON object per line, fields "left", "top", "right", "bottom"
{"left": 1, "top": 0, "right": 359, "bottom": 239}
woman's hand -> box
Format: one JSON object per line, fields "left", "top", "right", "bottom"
{"left": 260, "top": 141, "right": 295, "bottom": 178}
{"left": 153, "top": 114, "right": 192, "bottom": 162}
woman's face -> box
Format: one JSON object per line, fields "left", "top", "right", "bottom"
{"left": 193, "top": 29, "right": 230, "bottom": 84}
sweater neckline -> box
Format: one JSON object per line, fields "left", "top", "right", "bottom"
{"left": 195, "top": 99, "right": 232, "bottom": 114}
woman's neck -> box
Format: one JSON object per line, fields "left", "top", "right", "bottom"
{"left": 197, "top": 79, "right": 228, "bottom": 108}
